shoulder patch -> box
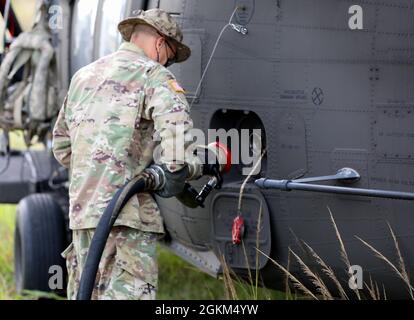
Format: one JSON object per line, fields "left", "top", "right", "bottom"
{"left": 168, "top": 79, "right": 185, "bottom": 94}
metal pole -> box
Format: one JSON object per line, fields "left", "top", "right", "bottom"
{"left": 255, "top": 178, "right": 414, "bottom": 201}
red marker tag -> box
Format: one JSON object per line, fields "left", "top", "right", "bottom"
{"left": 232, "top": 216, "right": 245, "bottom": 245}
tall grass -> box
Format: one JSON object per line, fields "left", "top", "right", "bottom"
{"left": 257, "top": 206, "right": 414, "bottom": 300}
{"left": 0, "top": 205, "right": 18, "bottom": 299}
{"left": 356, "top": 223, "right": 414, "bottom": 299}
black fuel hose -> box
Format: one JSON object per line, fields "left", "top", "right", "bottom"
{"left": 76, "top": 175, "right": 149, "bottom": 300}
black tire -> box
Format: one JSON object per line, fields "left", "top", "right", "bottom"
{"left": 14, "top": 193, "right": 67, "bottom": 294}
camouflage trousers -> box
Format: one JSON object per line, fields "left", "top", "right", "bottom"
{"left": 61, "top": 226, "right": 161, "bottom": 300}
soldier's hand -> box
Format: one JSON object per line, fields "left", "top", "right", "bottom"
{"left": 156, "top": 165, "right": 189, "bottom": 198}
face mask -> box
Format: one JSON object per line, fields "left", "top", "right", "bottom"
{"left": 155, "top": 41, "right": 166, "bottom": 66}
{"left": 155, "top": 39, "right": 176, "bottom": 67}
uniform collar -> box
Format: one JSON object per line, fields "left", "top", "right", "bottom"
{"left": 118, "top": 42, "right": 147, "bottom": 57}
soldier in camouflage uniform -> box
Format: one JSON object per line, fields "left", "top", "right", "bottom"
{"left": 53, "top": 9, "right": 193, "bottom": 300}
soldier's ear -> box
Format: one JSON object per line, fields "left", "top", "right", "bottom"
{"left": 156, "top": 36, "right": 165, "bottom": 51}
{"left": 154, "top": 36, "right": 161, "bottom": 49}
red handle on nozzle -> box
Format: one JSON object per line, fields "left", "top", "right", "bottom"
{"left": 209, "top": 142, "right": 232, "bottom": 174}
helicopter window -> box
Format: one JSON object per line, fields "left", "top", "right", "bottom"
{"left": 97, "top": 0, "right": 128, "bottom": 58}
{"left": 70, "top": 0, "right": 100, "bottom": 76}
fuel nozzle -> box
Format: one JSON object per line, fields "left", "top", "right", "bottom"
{"left": 177, "top": 142, "right": 232, "bottom": 208}
{"left": 194, "top": 175, "right": 219, "bottom": 208}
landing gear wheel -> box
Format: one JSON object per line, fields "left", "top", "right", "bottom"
{"left": 14, "top": 194, "right": 67, "bottom": 295}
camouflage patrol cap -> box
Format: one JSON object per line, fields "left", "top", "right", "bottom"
{"left": 118, "top": 9, "right": 191, "bottom": 64}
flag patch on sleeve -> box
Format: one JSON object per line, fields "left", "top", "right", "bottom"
{"left": 168, "top": 80, "right": 185, "bottom": 94}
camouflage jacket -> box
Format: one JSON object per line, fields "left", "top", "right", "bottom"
{"left": 52, "top": 42, "right": 193, "bottom": 232}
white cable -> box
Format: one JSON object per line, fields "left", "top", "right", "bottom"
{"left": 190, "top": 6, "right": 239, "bottom": 108}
